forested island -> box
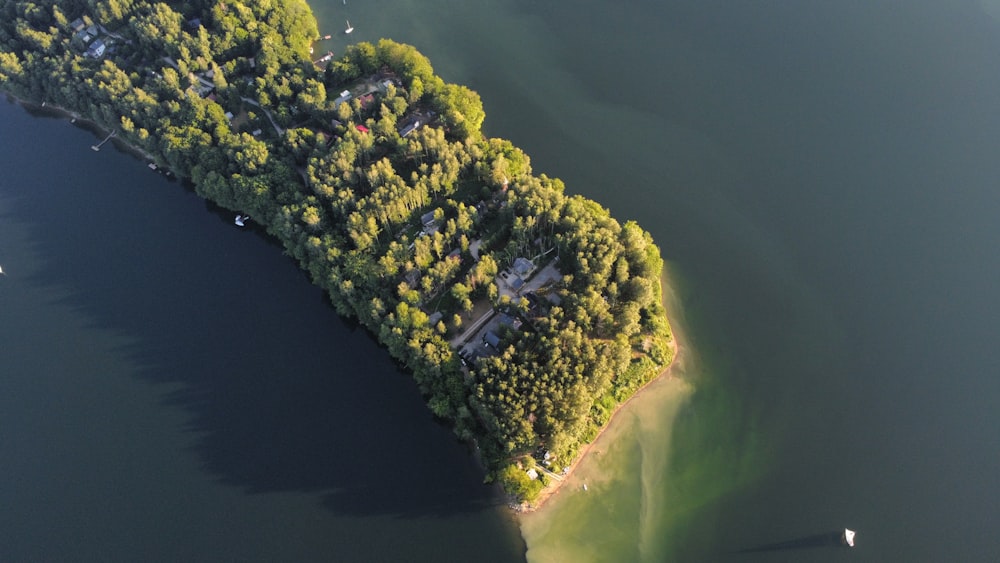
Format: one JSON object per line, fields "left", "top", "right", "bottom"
{"left": 0, "top": 0, "right": 674, "bottom": 505}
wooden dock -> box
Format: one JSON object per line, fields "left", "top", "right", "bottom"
{"left": 91, "top": 130, "right": 116, "bottom": 151}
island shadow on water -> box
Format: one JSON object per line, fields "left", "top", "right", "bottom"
{"left": 736, "top": 530, "right": 847, "bottom": 554}
{"left": 3, "top": 104, "right": 506, "bottom": 521}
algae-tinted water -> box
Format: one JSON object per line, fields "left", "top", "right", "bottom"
{"left": 3, "top": 0, "right": 1000, "bottom": 560}
{"left": 314, "top": 1, "right": 1000, "bottom": 560}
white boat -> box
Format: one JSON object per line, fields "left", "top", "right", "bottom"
{"left": 582, "top": 483, "right": 588, "bottom": 492}
{"left": 0, "top": 265, "right": 5, "bottom": 275}
{"left": 843, "top": 528, "right": 856, "bottom": 547}
{"left": 235, "top": 214, "right": 248, "bottom": 227}
{"left": 345, "top": 20, "right": 354, "bottom": 34}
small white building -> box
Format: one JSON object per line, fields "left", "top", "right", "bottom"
{"left": 333, "top": 90, "right": 352, "bottom": 106}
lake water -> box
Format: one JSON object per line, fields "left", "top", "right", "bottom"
{"left": 0, "top": 101, "right": 524, "bottom": 561}
{"left": 4, "top": 0, "right": 1000, "bottom": 561}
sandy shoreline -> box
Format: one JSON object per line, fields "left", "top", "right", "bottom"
{"left": 516, "top": 335, "right": 681, "bottom": 514}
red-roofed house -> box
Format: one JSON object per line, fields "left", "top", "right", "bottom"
{"left": 356, "top": 124, "right": 370, "bottom": 133}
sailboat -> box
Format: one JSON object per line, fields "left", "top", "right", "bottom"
{"left": 842, "top": 528, "right": 856, "bottom": 547}
{"left": 345, "top": 20, "right": 354, "bottom": 34}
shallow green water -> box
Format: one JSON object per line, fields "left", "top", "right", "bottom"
{"left": 3, "top": 0, "right": 1000, "bottom": 560}
{"left": 310, "top": 0, "right": 1000, "bottom": 560}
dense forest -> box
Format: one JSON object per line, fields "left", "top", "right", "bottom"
{"left": 0, "top": 0, "right": 674, "bottom": 503}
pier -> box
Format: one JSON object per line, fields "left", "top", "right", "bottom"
{"left": 313, "top": 51, "right": 334, "bottom": 65}
{"left": 91, "top": 130, "right": 116, "bottom": 152}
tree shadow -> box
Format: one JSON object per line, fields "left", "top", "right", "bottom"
{"left": 5, "top": 100, "right": 507, "bottom": 520}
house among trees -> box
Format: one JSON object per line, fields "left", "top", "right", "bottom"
{"left": 333, "top": 90, "right": 352, "bottom": 106}
{"left": 513, "top": 257, "right": 535, "bottom": 278}
{"left": 73, "top": 23, "right": 103, "bottom": 47}
{"left": 357, "top": 93, "right": 375, "bottom": 109}
{"left": 378, "top": 78, "right": 395, "bottom": 94}
{"left": 85, "top": 38, "right": 106, "bottom": 58}
{"left": 399, "top": 119, "right": 421, "bottom": 138}
{"left": 483, "top": 331, "right": 501, "bottom": 349}
{"left": 74, "top": 28, "right": 92, "bottom": 44}
{"left": 498, "top": 312, "right": 522, "bottom": 330}
{"left": 421, "top": 211, "right": 436, "bottom": 226}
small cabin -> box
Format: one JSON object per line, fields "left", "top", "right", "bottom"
{"left": 483, "top": 331, "right": 501, "bottom": 349}
{"left": 498, "top": 313, "right": 522, "bottom": 330}
{"left": 85, "top": 39, "right": 106, "bottom": 58}
{"left": 513, "top": 257, "right": 534, "bottom": 277}
{"left": 399, "top": 120, "right": 422, "bottom": 138}
{"left": 333, "top": 90, "right": 352, "bottom": 106}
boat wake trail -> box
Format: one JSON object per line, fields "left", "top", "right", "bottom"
{"left": 735, "top": 530, "right": 844, "bottom": 554}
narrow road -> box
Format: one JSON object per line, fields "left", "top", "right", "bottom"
{"left": 240, "top": 97, "right": 285, "bottom": 135}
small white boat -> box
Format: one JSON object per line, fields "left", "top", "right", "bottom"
{"left": 843, "top": 528, "right": 856, "bottom": 547}
{"left": 582, "top": 483, "right": 588, "bottom": 492}
{"left": 235, "top": 214, "right": 248, "bottom": 227}
{"left": 0, "top": 265, "right": 5, "bottom": 275}
{"left": 345, "top": 20, "right": 354, "bottom": 34}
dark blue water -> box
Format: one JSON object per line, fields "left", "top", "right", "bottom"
{"left": 0, "top": 99, "right": 524, "bottom": 561}
{"left": 4, "top": 0, "right": 1000, "bottom": 560}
